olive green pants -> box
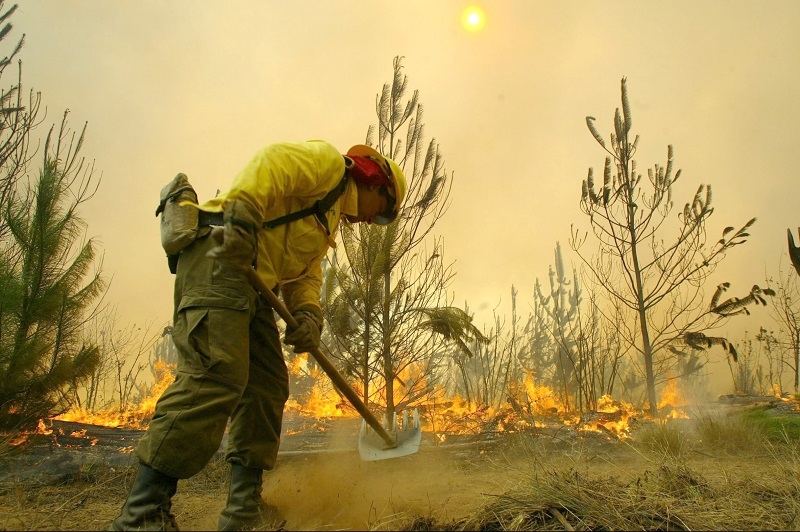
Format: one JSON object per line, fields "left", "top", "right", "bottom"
{"left": 136, "top": 232, "right": 290, "bottom": 479}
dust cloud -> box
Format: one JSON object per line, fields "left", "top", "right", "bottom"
{"left": 171, "top": 422, "right": 506, "bottom": 530}
{"left": 262, "top": 440, "right": 496, "bottom": 529}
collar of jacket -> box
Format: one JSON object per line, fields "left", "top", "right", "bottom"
{"left": 339, "top": 177, "right": 358, "bottom": 220}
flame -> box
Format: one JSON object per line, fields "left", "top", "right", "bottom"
{"left": 577, "top": 394, "right": 638, "bottom": 438}
{"left": 426, "top": 393, "right": 497, "bottom": 441}
{"left": 288, "top": 352, "right": 309, "bottom": 377}
{"left": 285, "top": 353, "right": 356, "bottom": 419}
{"left": 772, "top": 383, "right": 785, "bottom": 399}
{"left": 521, "top": 373, "right": 563, "bottom": 415}
{"left": 425, "top": 373, "right": 565, "bottom": 440}
{"left": 33, "top": 352, "right": 702, "bottom": 447}
{"left": 657, "top": 379, "right": 689, "bottom": 419}
{"left": 54, "top": 360, "right": 177, "bottom": 429}
{"left": 37, "top": 418, "right": 53, "bottom": 435}
{"left": 284, "top": 379, "right": 352, "bottom": 419}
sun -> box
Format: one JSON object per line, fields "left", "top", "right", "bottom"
{"left": 461, "top": 6, "right": 485, "bottom": 32}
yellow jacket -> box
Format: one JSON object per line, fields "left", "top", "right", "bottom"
{"left": 200, "top": 140, "right": 357, "bottom": 313}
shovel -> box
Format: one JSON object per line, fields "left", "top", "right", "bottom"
{"left": 246, "top": 268, "right": 422, "bottom": 461}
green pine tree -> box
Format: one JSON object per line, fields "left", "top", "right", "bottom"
{"left": 0, "top": 112, "right": 104, "bottom": 430}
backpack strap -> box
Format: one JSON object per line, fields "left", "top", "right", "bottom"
{"left": 155, "top": 185, "right": 194, "bottom": 217}
{"left": 262, "top": 173, "right": 349, "bottom": 235}
{"left": 198, "top": 173, "right": 350, "bottom": 236}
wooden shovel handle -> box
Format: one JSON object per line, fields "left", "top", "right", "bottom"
{"left": 245, "top": 268, "right": 396, "bottom": 448}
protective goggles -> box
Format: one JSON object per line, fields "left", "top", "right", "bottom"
{"left": 375, "top": 185, "right": 397, "bottom": 225}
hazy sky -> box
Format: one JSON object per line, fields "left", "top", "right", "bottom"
{"left": 13, "top": 1, "right": 800, "bottom": 340}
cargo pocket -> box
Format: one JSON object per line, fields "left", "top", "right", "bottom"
{"left": 174, "top": 289, "right": 251, "bottom": 387}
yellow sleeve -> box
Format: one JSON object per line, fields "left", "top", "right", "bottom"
{"left": 281, "top": 259, "right": 323, "bottom": 315}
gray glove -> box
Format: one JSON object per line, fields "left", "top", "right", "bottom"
{"left": 206, "top": 200, "right": 260, "bottom": 269}
{"left": 284, "top": 305, "right": 323, "bottom": 353}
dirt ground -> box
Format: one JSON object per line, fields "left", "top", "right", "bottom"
{"left": 0, "top": 436, "right": 512, "bottom": 531}
{"left": 2, "top": 401, "right": 800, "bottom": 531}
{"left": 4, "top": 436, "right": 799, "bottom": 531}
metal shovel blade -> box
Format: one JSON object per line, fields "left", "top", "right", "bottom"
{"left": 358, "top": 408, "right": 422, "bottom": 461}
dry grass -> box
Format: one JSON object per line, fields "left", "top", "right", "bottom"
{"left": 441, "top": 458, "right": 800, "bottom": 531}
{"left": 0, "top": 454, "right": 231, "bottom": 530}
{"left": 0, "top": 461, "right": 132, "bottom": 530}
{"left": 393, "top": 408, "right": 800, "bottom": 531}
{"left": 634, "top": 418, "right": 694, "bottom": 460}
{"left": 693, "top": 410, "right": 771, "bottom": 455}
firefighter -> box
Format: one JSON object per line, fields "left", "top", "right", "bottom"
{"left": 111, "top": 141, "right": 407, "bottom": 531}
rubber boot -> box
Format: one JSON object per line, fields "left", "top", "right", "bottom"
{"left": 217, "top": 463, "right": 282, "bottom": 531}
{"left": 110, "top": 462, "right": 179, "bottom": 531}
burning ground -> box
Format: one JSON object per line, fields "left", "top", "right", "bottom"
{"left": 2, "top": 375, "right": 800, "bottom": 530}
